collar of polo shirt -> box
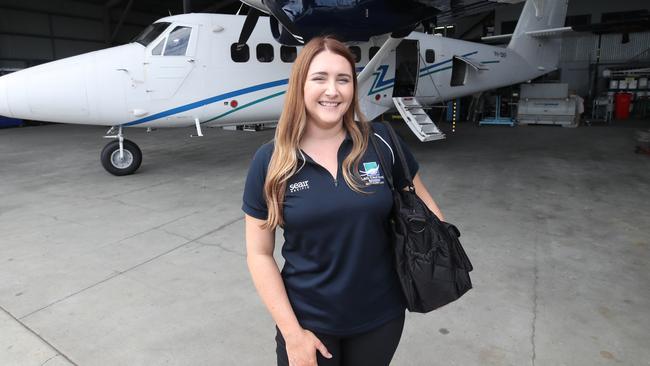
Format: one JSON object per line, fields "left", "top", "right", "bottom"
{"left": 297, "top": 130, "right": 353, "bottom": 163}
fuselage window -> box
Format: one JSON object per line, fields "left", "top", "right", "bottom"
{"left": 281, "top": 46, "right": 297, "bottom": 62}
{"left": 151, "top": 38, "right": 165, "bottom": 55}
{"left": 349, "top": 46, "right": 361, "bottom": 63}
{"left": 164, "top": 26, "right": 191, "bottom": 56}
{"left": 257, "top": 43, "right": 274, "bottom": 63}
{"left": 369, "top": 46, "right": 380, "bottom": 61}
{"left": 231, "top": 43, "right": 250, "bottom": 63}
{"left": 425, "top": 49, "right": 435, "bottom": 63}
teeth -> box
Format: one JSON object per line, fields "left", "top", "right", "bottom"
{"left": 319, "top": 102, "right": 339, "bottom": 107}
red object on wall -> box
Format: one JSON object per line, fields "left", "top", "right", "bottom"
{"left": 615, "top": 92, "right": 633, "bottom": 120}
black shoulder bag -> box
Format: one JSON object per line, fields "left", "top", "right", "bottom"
{"left": 370, "top": 122, "right": 474, "bottom": 313}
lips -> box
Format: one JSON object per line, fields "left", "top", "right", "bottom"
{"left": 318, "top": 101, "right": 340, "bottom": 107}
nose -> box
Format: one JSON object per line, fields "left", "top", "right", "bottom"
{"left": 324, "top": 79, "right": 339, "bottom": 97}
{"left": 0, "top": 75, "right": 12, "bottom": 117}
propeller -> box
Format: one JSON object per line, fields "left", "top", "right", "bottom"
{"left": 236, "top": 7, "right": 263, "bottom": 50}
{"left": 265, "top": 0, "right": 305, "bottom": 45}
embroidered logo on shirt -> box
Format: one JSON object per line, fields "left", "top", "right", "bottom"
{"left": 360, "top": 161, "right": 384, "bottom": 185}
{"left": 289, "top": 180, "right": 310, "bottom": 193}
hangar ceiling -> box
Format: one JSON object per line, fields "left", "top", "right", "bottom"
{"left": 0, "top": 0, "right": 243, "bottom": 41}
{"left": 39, "top": 0, "right": 241, "bottom": 17}
{"left": 93, "top": 0, "right": 241, "bottom": 16}
{"left": 0, "top": 0, "right": 245, "bottom": 68}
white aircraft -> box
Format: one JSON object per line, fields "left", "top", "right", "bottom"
{"left": 0, "top": 0, "right": 568, "bottom": 175}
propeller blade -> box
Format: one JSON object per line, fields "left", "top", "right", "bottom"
{"left": 237, "top": 7, "right": 262, "bottom": 50}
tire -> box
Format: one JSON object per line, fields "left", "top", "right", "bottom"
{"left": 100, "top": 139, "right": 142, "bottom": 176}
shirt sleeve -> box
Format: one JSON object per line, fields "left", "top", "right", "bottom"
{"left": 391, "top": 131, "right": 419, "bottom": 191}
{"left": 242, "top": 143, "right": 272, "bottom": 220}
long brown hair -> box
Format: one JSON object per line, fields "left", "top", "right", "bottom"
{"left": 263, "top": 36, "right": 370, "bottom": 230}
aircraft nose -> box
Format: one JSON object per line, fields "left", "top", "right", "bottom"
{"left": 0, "top": 75, "right": 12, "bottom": 118}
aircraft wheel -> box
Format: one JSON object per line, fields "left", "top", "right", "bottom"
{"left": 101, "top": 139, "right": 142, "bottom": 176}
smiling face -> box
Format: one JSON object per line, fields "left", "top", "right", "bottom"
{"left": 303, "top": 50, "right": 355, "bottom": 130}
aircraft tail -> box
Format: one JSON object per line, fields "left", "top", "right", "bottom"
{"left": 507, "top": 0, "right": 568, "bottom": 72}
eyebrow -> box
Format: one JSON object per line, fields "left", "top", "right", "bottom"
{"left": 309, "top": 71, "right": 353, "bottom": 78}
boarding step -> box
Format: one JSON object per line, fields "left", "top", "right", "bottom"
{"left": 393, "top": 97, "right": 446, "bottom": 142}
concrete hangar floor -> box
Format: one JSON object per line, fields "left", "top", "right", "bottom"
{"left": 0, "top": 120, "right": 649, "bottom": 365}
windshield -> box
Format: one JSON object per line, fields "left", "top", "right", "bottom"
{"left": 132, "top": 22, "right": 171, "bottom": 46}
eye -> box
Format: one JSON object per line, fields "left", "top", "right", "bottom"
{"left": 338, "top": 78, "right": 350, "bottom": 84}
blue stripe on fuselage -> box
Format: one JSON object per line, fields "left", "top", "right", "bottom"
{"left": 419, "top": 51, "right": 478, "bottom": 73}
{"left": 122, "top": 78, "right": 289, "bottom": 126}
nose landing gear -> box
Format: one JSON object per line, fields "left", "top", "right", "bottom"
{"left": 101, "top": 125, "right": 142, "bottom": 176}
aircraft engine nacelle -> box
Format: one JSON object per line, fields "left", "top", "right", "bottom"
{"left": 263, "top": 0, "right": 446, "bottom": 45}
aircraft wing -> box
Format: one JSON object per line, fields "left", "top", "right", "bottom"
{"left": 236, "top": 0, "right": 513, "bottom": 46}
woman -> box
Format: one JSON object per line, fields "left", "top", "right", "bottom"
{"left": 242, "top": 36, "right": 443, "bottom": 366}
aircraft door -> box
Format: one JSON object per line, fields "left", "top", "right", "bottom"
{"left": 393, "top": 40, "right": 420, "bottom": 97}
{"left": 144, "top": 24, "right": 198, "bottom": 100}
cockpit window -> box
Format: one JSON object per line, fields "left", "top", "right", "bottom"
{"left": 151, "top": 38, "right": 165, "bottom": 55}
{"left": 133, "top": 22, "right": 171, "bottom": 46}
{"left": 163, "top": 26, "right": 192, "bottom": 56}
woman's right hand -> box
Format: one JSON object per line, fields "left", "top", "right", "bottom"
{"left": 284, "top": 328, "right": 332, "bottom": 366}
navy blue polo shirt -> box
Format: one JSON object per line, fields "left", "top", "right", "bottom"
{"left": 242, "top": 122, "right": 419, "bottom": 336}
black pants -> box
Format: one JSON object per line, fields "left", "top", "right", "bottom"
{"left": 276, "top": 315, "right": 405, "bottom": 366}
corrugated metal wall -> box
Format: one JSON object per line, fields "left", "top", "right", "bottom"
{"left": 558, "top": 31, "right": 650, "bottom": 96}
{"left": 598, "top": 32, "right": 650, "bottom": 62}
{"left": 560, "top": 35, "right": 596, "bottom": 62}
{"left": 560, "top": 31, "right": 650, "bottom": 63}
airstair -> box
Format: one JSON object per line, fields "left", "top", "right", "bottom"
{"left": 392, "top": 97, "right": 446, "bottom": 142}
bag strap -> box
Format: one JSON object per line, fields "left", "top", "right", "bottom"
{"left": 369, "top": 127, "right": 395, "bottom": 192}
{"left": 379, "top": 121, "right": 415, "bottom": 190}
